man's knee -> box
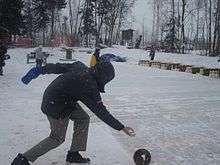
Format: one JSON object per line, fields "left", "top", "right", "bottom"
{"left": 83, "top": 113, "right": 90, "bottom": 122}
{"left": 75, "top": 114, "right": 90, "bottom": 127}
{"left": 49, "top": 133, "right": 66, "bottom": 145}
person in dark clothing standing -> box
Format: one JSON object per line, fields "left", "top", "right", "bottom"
{"left": 35, "top": 45, "right": 44, "bottom": 67}
{"left": 0, "top": 44, "right": 10, "bottom": 75}
{"left": 149, "top": 46, "right": 156, "bottom": 61}
{"left": 11, "top": 60, "right": 135, "bottom": 165}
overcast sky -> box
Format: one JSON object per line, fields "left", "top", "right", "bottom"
{"left": 132, "top": 0, "right": 153, "bottom": 32}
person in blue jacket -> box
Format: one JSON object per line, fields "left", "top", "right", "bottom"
{"left": 11, "top": 60, "right": 135, "bottom": 165}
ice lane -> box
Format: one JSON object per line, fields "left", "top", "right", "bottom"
{"left": 2, "top": 48, "right": 220, "bottom": 165}
{"left": 86, "top": 63, "right": 220, "bottom": 165}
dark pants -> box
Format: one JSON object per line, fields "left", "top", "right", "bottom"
{"left": 0, "top": 66, "right": 3, "bottom": 75}
{"left": 36, "top": 59, "right": 43, "bottom": 67}
{"left": 23, "top": 104, "right": 90, "bottom": 162}
{"left": 150, "top": 54, "right": 155, "bottom": 61}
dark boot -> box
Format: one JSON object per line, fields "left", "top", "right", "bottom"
{"left": 11, "top": 153, "right": 30, "bottom": 165}
{"left": 66, "top": 151, "right": 90, "bottom": 163}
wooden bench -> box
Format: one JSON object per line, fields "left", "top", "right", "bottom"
{"left": 160, "top": 63, "right": 172, "bottom": 70}
{"left": 150, "top": 61, "right": 161, "bottom": 68}
{"left": 209, "top": 69, "right": 220, "bottom": 78}
{"left": 27, "top": 52, "right": 49, "bottom": 64}
{"left": 179, "top": 64, "right": 193, "bottom": 72}
{"left": 199, "top": 68, "right": 211, "bottom": 76}
{"left": 138, "top": 60, "right": 151, "bottom": 67}
{"left": 185, "top": 66, "right": 202, "bottom": 74}
{"left": 170, "top": 63, "right": 181, "bottom": 71}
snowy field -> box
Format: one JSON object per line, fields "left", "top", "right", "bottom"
{"left": 0, "top": 47, "right": 220, "bottom": 165}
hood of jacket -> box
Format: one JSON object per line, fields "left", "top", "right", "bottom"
{"left": 90, "top": 62, "right": 115, "bottom": 93}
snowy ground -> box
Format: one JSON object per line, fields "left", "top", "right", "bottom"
{"left": 0, "top": 47, "right": 220, "bottom": 165}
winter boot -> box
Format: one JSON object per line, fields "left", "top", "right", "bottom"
{"left": 66, "top": 151, "right": 90, "bottom": 163}
{"left": 11, "top": 153, "right": 30, "bottom": 165}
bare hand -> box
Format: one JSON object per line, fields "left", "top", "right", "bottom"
{"left": 122, "top": 127, "right": 136, "bottom": 137}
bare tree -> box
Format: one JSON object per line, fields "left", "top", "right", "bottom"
{"left": 181, "top": 0, "right": 186, "bottom": 53}
{"left": 68, "top": 0, "right": 73, "bottom": 35}
{"left": 151, "top": 0, "right": 156, "bottom": 43}
{"left": 208, "top": 0, "right": 212, "bottom": 55}
{"left": 170, "top": 0, "right": 176, "bottom": 52}
{"left": 213, "top": 0, "right": 220, "bottom": 56}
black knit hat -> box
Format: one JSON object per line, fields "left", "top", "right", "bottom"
{"left": 93, "top": 61, "right": 115, "bottom": 93}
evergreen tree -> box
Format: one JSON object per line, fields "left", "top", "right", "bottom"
{"left": 97, "top": 0, "right": 112, "bottom": 16}
{"left": 45, "top": 0, "right": 67, "bottom": 38}
{"left": 23, "top": 0, "right": 34, "bottom": 40}
{"left": 32, "top": 0, "right": 50, "bottom": 32}
{"left": 32, "top": 0, "right": 50, "bottom": 45}
{"left": 96, "top": 0, "right": 112, "bottom": 44}
{"left": 0, "top": 0, "right": 25, "bottom": 35}
{"left": 163, "top": 17, "right": 180, "bottom": 53}
{"left": 81, "top": 0, "right": 96, "bottom": 47}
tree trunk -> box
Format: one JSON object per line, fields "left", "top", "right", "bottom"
{"left": 115, "top": 13, "right": 122, "bottom": 44}
{"left": 43, "top": 29, "right": 46, "bottom": 46}
{"left": 204, "top": 0, "right": 209, "bottom": 55}
{"left": 177, "top": 0, "right": 181, "bottom": 50}
{"left": 155, "top": 2, "right": 160, "bottom": 46}
{"left": 151, "top": 0, "right": 156, "bottom": 43}
{"left": 85, "top": 34, "right": 89, "bottom": 47}
{"left": 96, "top": 15, "right": 104, "bottom": 45}
{"left": 108, "top": 1, "right": 120, "bottom": 46}
{"left": 181, "top": 0, "right": 186, "bottom": 54}
{"left": 171, "top": 0, "right": 175, "bottom": 52}
{"left": 215, "top": 0, "right": 220, "bottom": 55}
{"left": 208, "top": 0, "right": 212, "bottom": 55}
{"left": 51, "top": 9, "right": 55, "bottom": 39}
{"left": 213, "top": 0, "right": 219, "bottom": 55}
{"left": 69, "top": 0, "right": 73, "bottom": 35}
{"left": 74, "top": 0, "right": 81, "bottom": 37}
{"left": 196, "top": 1, "right": 200, "bottom": 50}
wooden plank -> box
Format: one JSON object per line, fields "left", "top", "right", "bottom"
{"left": 209, "top": 69, "right": 220, "bottom": 78}
{"left": 199, "top": 68, "right": 210, "bottom": 76}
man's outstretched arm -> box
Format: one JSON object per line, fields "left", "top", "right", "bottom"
{"left": 42, "top": 63, "right": 73, "bottom": 74}
{"left": 22, "top": 63, "right": 73, "bottom": 84}
{"left": 81, "top": 95, "right": 135, "bottom": 136}
{"left": 81, "top": 95, "right": 125, "bottom": 130}
{"left": 80, "top": 92, "right": 136, "bottom": 136}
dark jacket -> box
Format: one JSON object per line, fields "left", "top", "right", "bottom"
{"left": 0, "top": 45, "right": 7, "bottom": 66}
{"left": 0, "top": 55, "right": 5, "bottom": 66}
{"left": 41, "top": 61, "right": 124, "bottom": 131}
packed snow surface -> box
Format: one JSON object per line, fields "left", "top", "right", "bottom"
{"left": 0, "top": 47, "right": 220, "bottom": 165}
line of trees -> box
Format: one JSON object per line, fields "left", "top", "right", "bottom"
{"left": 0, "top": 0, "right": 67, "bottom": 45}
{"left": 0, "top": 0, "right": 136, "bottom": 47}
{"left": 69, "top": 0, "right": 136, "bottom": 47}
{"left": 150, "top": 0, "right": 220, "bottom": 56}
{"left": 24, "top": 0, "right": 67, "bottom": 45}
